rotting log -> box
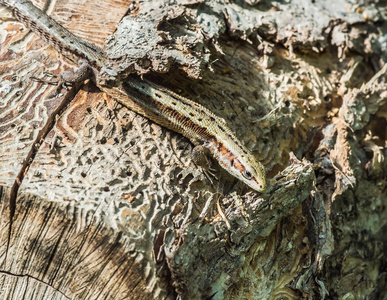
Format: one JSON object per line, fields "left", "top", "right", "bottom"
{"left": 0, "top": 0, "right": 386, "bottom": 299}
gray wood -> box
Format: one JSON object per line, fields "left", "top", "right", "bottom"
{"left": 0, "top": 0, "right": 386, "bottom": 299}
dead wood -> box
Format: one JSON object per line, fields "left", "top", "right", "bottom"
{"left": 0, "top": 0, "right": 386, "bottom": 299}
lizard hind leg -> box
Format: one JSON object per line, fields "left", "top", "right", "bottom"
{"left": 59, "top": 60, "right": 91, "bottom": 84}
{"left": 191, "top": 145, "right": 219, "bottom": 185}
{"left": 31, "top": 60, "right": 91, "bottom": 96}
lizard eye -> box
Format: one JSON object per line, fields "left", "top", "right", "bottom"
{"left": 243, "top": 170, "right": 252, "bottom": 180}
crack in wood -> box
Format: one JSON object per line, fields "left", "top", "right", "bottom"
{"left": 6, "top": 82, "right": 84, "bottom": 263}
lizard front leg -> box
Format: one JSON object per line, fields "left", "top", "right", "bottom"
{"left": 192, "top": 145, "right": 218, "bottom": 184}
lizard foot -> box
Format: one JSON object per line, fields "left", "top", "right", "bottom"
{"left": 31, "top": 60, "right": 91, "bottom": 97}
{"left": 192, "top": 145, "right": 218, "bottom": 185}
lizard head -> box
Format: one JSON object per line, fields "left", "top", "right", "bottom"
{"left": 232, "top": 153, "right": 267, "bottom": 192}
{"left": 215, "top": 141, "right": 267, "bottom": 192}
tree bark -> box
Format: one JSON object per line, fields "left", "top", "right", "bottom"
{"left": 0, "top": 0, "right": 386, "bottom": 299}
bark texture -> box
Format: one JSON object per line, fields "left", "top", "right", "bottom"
{"left": 0, "top": 0, "right": 386, "bottom": 299}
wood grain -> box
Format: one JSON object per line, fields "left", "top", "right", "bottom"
{"left": 1, "top": 0, "right": 386, "bottom": 299}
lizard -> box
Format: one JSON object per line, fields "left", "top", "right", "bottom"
{"left": 1, "top": 0, "right": 267, "bottom": 193}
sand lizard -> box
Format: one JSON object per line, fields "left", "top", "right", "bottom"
{"left": 1, "top": 0, "right": 267, "bottom": 192}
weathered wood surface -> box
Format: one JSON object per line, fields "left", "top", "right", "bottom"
{"left": 0, "top": 0, "right": 386, "bottom": 299}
